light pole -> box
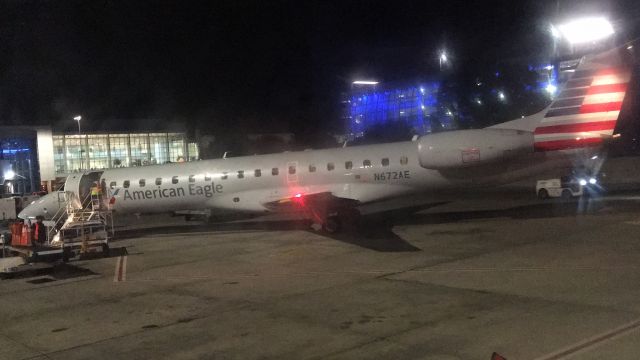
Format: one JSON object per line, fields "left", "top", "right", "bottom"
{"left": 439, "top": 51, "right": 448, "bottom": 71}
{"left": 74, "top": 115, "right": 82, "bottom": 135}
{"left": 74, "top": 115, "right": 83, "bottom": 170}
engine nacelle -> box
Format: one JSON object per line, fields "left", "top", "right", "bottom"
{"left": 417, "top": 129, "right": 534, "bottom": 170}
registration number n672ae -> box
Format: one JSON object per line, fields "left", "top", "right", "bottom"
{"left": 373, "top": 171, "right": 411, "bottom": 181}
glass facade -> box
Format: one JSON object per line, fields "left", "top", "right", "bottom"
{"left": 346, "top": 83, "right": 442, "bottom": 137}
{"left": 0, "top": 136, "right": 38, "bottom": 194}
{"left": 53, "top": 132, "right": 199, "bottom": 174}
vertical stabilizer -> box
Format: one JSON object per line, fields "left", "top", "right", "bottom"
{"left": 533, "top": 47, "right": 633, "bottom": 151}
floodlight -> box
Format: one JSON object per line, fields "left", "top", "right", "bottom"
{"left": 545, "top": 83, "right": 557, "bottom": 95}
{"left": 557, "top": 18, "right": 614, "bottom": 44}
{"left": 352, "top": 80, "right": 379, "bottom": 85}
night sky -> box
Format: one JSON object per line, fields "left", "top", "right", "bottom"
{"left": 1, "top": 0, "right": 639, "bottom": 137}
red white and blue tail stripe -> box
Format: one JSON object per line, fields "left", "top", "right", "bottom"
{"left": 534, "top": 55, "right": 632, "bottom": 151}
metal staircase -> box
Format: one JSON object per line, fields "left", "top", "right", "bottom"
{"left": 46, "top": 190, "right": 114, "bottom": 248}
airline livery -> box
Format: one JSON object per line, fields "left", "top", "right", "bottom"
{"left": 19, "top": 44, "right": 637, "bottom": 232}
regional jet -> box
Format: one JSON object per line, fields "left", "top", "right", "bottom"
{"left": 19, "top": 44, "right": 637, "bottom": 233}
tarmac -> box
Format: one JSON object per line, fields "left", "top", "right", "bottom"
{"left": 2, "top": 193, "right": 640, "bottom": 359}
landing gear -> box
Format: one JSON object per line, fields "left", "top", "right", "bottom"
{"left": 317, "top": 207, "right": 360, "bottom": 234}
{"left": 101, "top": 243, "right": 110, "bottom": 257}
{"left": 322, "top": 216, "right": 341, "bottom": 233}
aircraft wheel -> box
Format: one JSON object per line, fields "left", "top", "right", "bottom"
{"left": 323, "top": 216, "right": 341, "bottom": 234}
{"left": 102, "top": 244, "right": 110, "bottom": 257}
{"left": 537, "top": 189, "right": 549, "bottom": 200}
{"left": 62, "top": 248, "right": 71, "bottom": 263}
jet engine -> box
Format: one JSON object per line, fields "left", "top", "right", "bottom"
{"left": 417, "top": 129, "right": 534, "bottom": 170}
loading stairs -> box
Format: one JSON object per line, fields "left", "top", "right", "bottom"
{"left": 47, "top": 191, "right": 114, "bottom": 258}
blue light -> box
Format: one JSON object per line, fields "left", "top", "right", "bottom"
{"left": 2, "top": 148, "right": 30, "bottom": 154}
{"left": 348, "top": 82, "right": 441, "bottom": 135}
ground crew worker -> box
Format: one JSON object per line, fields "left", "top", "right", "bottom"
{"left": 90, "top": 181, "right": 102, "bottom": 209}
{"left": 31, "top": 216, "right": 47, "bottom": 247}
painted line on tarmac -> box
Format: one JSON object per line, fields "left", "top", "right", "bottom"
{"left": 533, "top": 317, "right": 640, "bottom": 360}
{"left": 113, "top": 255, "right": 127, "bottom": 282}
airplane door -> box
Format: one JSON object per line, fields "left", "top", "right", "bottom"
{"left": 286, "top": 161, "right": 298, "bottom": 183}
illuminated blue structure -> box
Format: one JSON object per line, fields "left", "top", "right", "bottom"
{"left": 0, "top": 132, "right": 38, "bottom": 195}
{"left": 346, "top": 82, "right": 445, "bottom": 137}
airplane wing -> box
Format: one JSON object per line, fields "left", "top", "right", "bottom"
{"left": 262, "top": 191, "right": 359, "bottom": 213}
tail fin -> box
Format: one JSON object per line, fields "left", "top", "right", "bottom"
{"left": 533, "top": 47, "right": 633, "bottom": 151}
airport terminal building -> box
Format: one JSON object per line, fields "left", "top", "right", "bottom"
{"left": 0, "top": 126, "right": 199, "bottom": 195}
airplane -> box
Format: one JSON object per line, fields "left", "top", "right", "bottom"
{"left": 19, "top": 44, "right": 637, "bottom": 233}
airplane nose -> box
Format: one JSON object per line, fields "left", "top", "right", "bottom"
{"left": 17, "top": 208, "right": 32, "bottom": 220}
{"left": 17, "top": 191, "right": 64, "bottom": 220}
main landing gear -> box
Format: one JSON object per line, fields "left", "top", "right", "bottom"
{"left": 317, "top": 207, "right": 361, "bottom": 234}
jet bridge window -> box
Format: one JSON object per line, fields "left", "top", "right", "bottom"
{"left": 363, "top": 160, "right": 372, "bottom": 168}
{"left": 400, "top": 156, "right": 408, "bottom": 165}
{"left": 189, "top": 175, "right": 195, "bottom": 183}
{"left": 288, "top": 165, "right": 296, "bottom": 175}
{"left": 172, "top": 176, "right": 179, "bottom": 184}
{"left": 237, "top": 170, "right": 244, "bottom": 179}
{"left": 109, "top": 181, "right": 117, "bottom": 189}
{"left": 345, "top": 161, "right": 353, "bottom": 170}
{"left": 309, "top": 165, "right": 316, "bottom": 173}
{"left": 327, "top": 162, "right": 335, "bottom": 171}
{"left": 155, "top": 178, "right": 162, "bottom": 186}
{"left": 139, "top": 179, "right": 146, "bottom": 187}
{"left": 123, "top": 180, "right": 130, "bottom": 188}
{"left": 381, "top": 158, "right": 389, "bottom": 167}
{"left": 272, "top": 168, "right": 279, "bottom": 176}
{"left": 254, "top": 169, "right": 261, "bottom": 177}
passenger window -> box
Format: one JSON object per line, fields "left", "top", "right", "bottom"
{"left": 289, "top": 165, "right": 296, "bottom": 174}
{"left": 139, "top": 179, "right": 146, "bottom": 187}
{"left": 204, "top": 174, "right": 211, "bottom": 181}
{"left": 109, "top": 181, "right": 116, "bottom": 189}
{"left": 345, "top": 161, "right": 353, "bottom": 170}
{"left": 188, "top": 175, "right": 195, "bottom": 183}
{"left": 221, "top": 172, "right": 228, "bottom": 180}
{"left": 172, "top": 176, "right": 179, "bottom": 184}
{"left": 254, "top": 169, "right": 261, "bottom": 177}
{"left": 382, "top": 158, "right": 389, "bottom": 167}
{"left": 155, "top": 178, "right": 162, "bottom": 185}
{"left": 272, "top": 168, "right": 279, "bottom": 176}
{"left": 309, "top": 165, "right": 316, "bottom": 173}
{"left": 123, "top": 180, "right": 130, "bottom": 188}
{"left": 238, "top": 170, "right": 244, "bottom": 179}
{"left": 400, "top": 156, "right": 408, "bottom": 165}
{"left": 327, "top": 162, "right": 335, "bottom": 171}
{"left": 363, "top": 160, "right": 371, "bottom": 168}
